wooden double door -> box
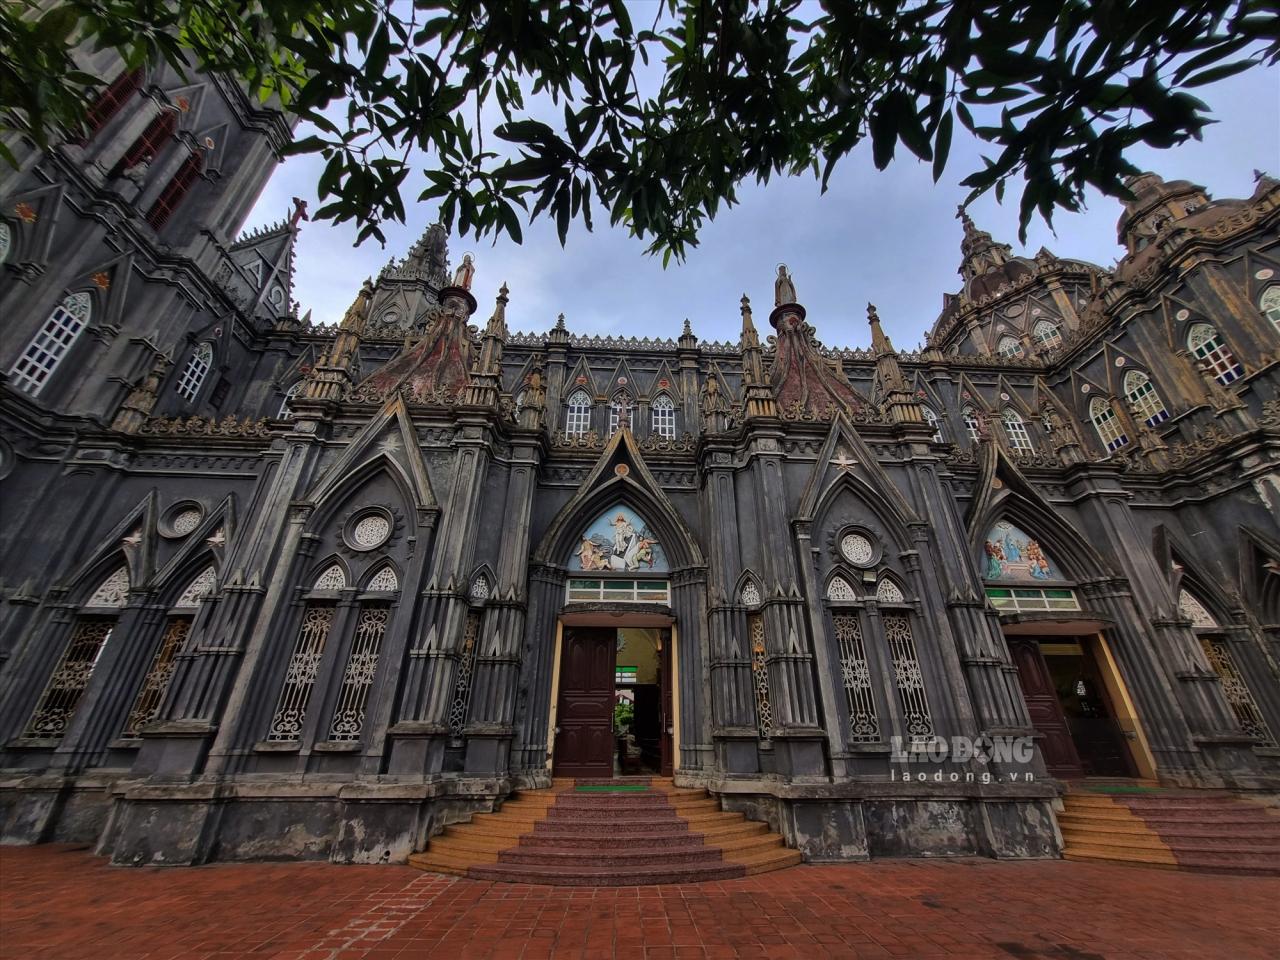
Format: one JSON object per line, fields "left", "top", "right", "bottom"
{"left": 1008, "top": 636, "right": 1134, "bottom": 779}
{"left": 552, "top": 627, "right": 673, "bottom": 778}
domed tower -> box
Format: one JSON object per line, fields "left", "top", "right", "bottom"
{"left": 928, "top": 209, "right": 1109, "bottom": 359}
{"left": 1117, "top": 172, "right": 1212, "bottom": 255}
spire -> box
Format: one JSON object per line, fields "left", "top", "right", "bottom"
{"left": 867, "top": 303, "right": 919, "bottom": 425}
{"left": 549, "top": 311, "right": 569, "bottom": 345}
{"left": 465, "top": 282, "right": 510, "bottom": 406}
{"left": 955, "top": 204, "right": 1013, "bottom": 281}
{"left": 303, "top": 278, "right": 374, "bottom": 402}
{"left": 738, "top": 294, "right": 775, "bottom": 419}
{"left": 404, "top": 221, "right": 450, "bottom": 285}
{"left": 678, "top": 317, "right": 697, "bottom": 351}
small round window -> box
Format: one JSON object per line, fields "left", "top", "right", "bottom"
{"left": 162, "top": 502, "right": 205, "bottom": 538}
{"left": 349, "top": 513, "right": 391, "bottom": 550}
{"left": 840, "top": 533, "right": 875, "bottom": 566}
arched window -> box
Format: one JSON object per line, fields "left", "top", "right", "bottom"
{"left": 0, "top": 221, "right": 11, "bottom": 264}
{"left": 921, "top": 406, "right": 943, "bottom": 442}
{"left": 313, "top": 564, "right": 347, "bottom": 591}
{"left": 112, "top": 109, "right": 177, "bottom": 177}
{"left": 875, "top": 576, "right": 906, "bottom": 603}
{"left": 962, "top": 406, "right": 982, "bottom": 443}
{"left": 278, "top": 381, "right": 303, "bottom": 419}
{"left": 651, "top": 394, "right": 676, "bottom": 438}
{"left": 1180, "top": 587, "right": 1275, "bottom": 746}
{"left": 1260, "top": 286, "right": 1280, "bottom": 333}
{"left": 1001, "top": 408, "right": 1033, "bottom": 454}
{"left": 146, "top": 149, "right": 204, "bottom": 230}
{"left": 826, "top": 576, "right": 856, "bottom": 601}
{"left": 9, "top": 292, "right": 92, "bottom": 395}
{"left": 996, "top": 335, "right": 1023, "bottom": 358}
{"left": 81, "top": 69, "right": 144, "bottom": 139}
{"left": 1032, "top": 320, "right": 1062, "bottom": 350}
{"left": 176, "top": 342, "right": 213, "bottom": 401}
{"left": 1122, "top": 370, "right": 1169, "bottom": 426}
{"left": 24, "top": 565, "right": 128, "bottom": 739}
{"left": 123, "top": 565, "right": 214, "bottom": 737}
{"left": 564, "top": 388, "right": 592, "bottom": 435}
{"left": 1089, "top": 396, "right": 1129, "bottom": 452}
{"left": 367, "top": 565, "right": 399, "bottom": 592}
{"left": 609, "top": 393, "right": 634, "bottom": 434}
{"left": 1187, "top": 322, "right": 1243, "bottom": 384}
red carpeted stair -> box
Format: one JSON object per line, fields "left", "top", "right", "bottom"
{"left": 1060, "top": 790, "right": 1280, "bottom": 876}
{"left": 409, "top": 777, "right": 800, "bottom": 885}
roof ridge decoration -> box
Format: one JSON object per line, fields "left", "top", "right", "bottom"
{"left": 766, "top": 264, "right": 876, "bottom": 421}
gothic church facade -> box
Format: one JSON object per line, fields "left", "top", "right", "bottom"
{"left": 1, "top": 58, "right": 1279, "bottom": 865}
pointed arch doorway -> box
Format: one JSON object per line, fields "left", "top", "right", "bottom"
{"left": 549, "top": 611, "right": 676, "bottom": 779}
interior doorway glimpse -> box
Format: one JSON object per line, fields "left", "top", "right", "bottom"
{"left": 1008, "top": 635, "right": 1135, "bottom": 779}
{"left": 553, "top": 624, "right": 672, "bottom": 778}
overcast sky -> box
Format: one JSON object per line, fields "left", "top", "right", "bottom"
{"left": 246, "top": 63, "right": 1279, "bottom": 351}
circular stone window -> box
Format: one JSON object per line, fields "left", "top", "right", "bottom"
{"left": 162, "top": 502, "right": 204, "bottom": 538}
{"left": 347, "top": 513, "right": 391, "bottom": 550}
{"left": 840, "top": 532, "right": 875, "bottom": 566}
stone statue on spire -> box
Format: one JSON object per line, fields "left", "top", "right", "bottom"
{"left": 452, "top": 253, "right": 475, "bottom": 290}
{"left": 774, "top": 264, "right": 797, "bottom": 306}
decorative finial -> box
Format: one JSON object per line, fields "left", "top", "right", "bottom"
{"left": 867, "top": 302, "right": 880, "bottom": 326}
{"left": 555, "top": 312, "right": 566, "bottom": 331}
{"left": 683, "top": 318, "right": 693, "bottom": 336}
{"left": 289, "top": 197, "right": 309, "bottom": 228}
{"left": 1255, "top": 169, "right": 1267, "bottom": 183}
{"left": 498, "top": 281, "right": 510, "bottom": 299}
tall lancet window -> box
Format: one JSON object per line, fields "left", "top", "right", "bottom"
{"left": 25, "top": 565, "right": 129, "bottom": 739}
{"left": 176, "top": 342, "right": 213, "bottom": 402}
{"left": 1123, "top": 371, "right": 1169, "bottom": 426}
{"left": 1089, "top": 396, "right": 1129, "bottom": 452}
{"left": 651, "top": 394, "right": 676, "bottom": 438}
{"left": 565, "top": 388, "right": 592, "bottom": 436}
{"left": 1262, "top": 286, "right": 1280, "bottom": 333}
{"left": 1187, "top": 322, "right": 1243, "bottom": 384}
{"left": 920, "top": 406, "right": 942, "bottom": 442}
{"left": 962, "top": 406, "right": 981, "bottom": 444}
{"left": 1001, "top": 408, "right": 1033, "bottom": 454}
{"left": 10, "top": 292, "right": 92, "bottom": 395}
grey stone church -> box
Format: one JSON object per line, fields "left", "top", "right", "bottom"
{"left": 2, "top": 56, "right": 1278, "bottom": 867}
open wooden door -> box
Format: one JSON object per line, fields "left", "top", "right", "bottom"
{"left": 552, "top": 627, "right": 616, "bottom": 778}
{"left": 659, "top": 628, "right": 674, "bottom": 777}
{"left": 1008, "top": 636, "right": 1084, "bottom": 778}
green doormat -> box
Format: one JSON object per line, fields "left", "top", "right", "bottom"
{"left": 574, "top": 784, "right": 650, "bottom": 792}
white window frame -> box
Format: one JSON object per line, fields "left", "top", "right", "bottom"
{"left": 996, "top": 336, "right": 1022, "bottom": 358}
{"left": 278, "top": 381, "right": 303, "bottom": 419}
{"left": 564, "top": 388, "right": 592, "bottom": 436}
{"left": 9, "top": 293, "right": 92, "bottom": 395}
{"left": 921, "top": 406, "right": 942, "bottom": 442}
{"left": 1261, "top": 286, "right": 1280, "bottom": 333}
{"left": 1031, "top": 320, "right": 1062, "bottom": 350}
{"left": 1187, "top": 322, "right": 1243, "bottom": 385}
{"left": 1089, "top": 396, "right": 1129, "bottom": 452}
{"left": 1123, "top": 370, "right": 1169, "bottom": 426}
{"left": 985, "top": 586, "right": 1081, "bottom": 612}
{"left": 962, "top": 406, "right": 981, "bottom": 444}
{"left": 566, "top": 578, "right": 670, "bottom": 604}
{"left": 176, "top": 342, "right": 213, "bottom": 402}
{"left": 1001, "top": 408, "right": 1033, "bottom": 454}
{"left": 651, "top": 393, "right": 676, "bottom": 438}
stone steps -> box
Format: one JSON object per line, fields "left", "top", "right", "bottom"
{"left": 1059, "top": 791, "right": 1280, "bottom": 875}
{"left": 409, "top": 780, "right": 799, "bottom": 886}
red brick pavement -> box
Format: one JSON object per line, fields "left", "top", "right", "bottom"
{"left": 3, "top": 844, "right": 1278, "bottom": 959}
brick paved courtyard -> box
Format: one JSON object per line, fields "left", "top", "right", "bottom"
{"left": 3, "top": 844, "right": 1278, "bottom": 959}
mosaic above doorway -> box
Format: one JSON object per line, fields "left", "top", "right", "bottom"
{"left": 572, "top": 506, "right": 668, "bottom": 573}
{"left": 983, "top": 521, "right": 1062, "bottom": 582}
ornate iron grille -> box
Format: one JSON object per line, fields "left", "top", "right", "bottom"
{"left": 832, "top": 613, "right": 879, "bottom": 742}
{"left": 748, "top": 613, "right": 772, "bottom": 740}
{"left": 266, "top": 604, "right": 335, "bottom": 741}
{"left": 1201, "top": 637, "right": 1276, "bottom": 746}
{"left": 447, "top": 612, "right": 481, "bottom": 738}
{"left": 123, "top": 617, "right": 190, "bottom": 736}
{"left": 328, "top": 605, "right": 389, "bottom": 741}
{"left": 883, "top": 613, "right": 935, "bottom": 741}
{"left": 25, "top": 619, "right": 114, "bottom": 738}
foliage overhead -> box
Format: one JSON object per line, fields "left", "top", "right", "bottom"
{"left": 3, "top": 0, "right": 1277, "bottom": 259}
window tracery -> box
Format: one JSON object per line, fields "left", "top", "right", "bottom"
{"left": 313, "top": 564, "right": 347, "bottom": 591}
{"left": 1261, "top": 286, "right": 1280, "bottom": 332}
{"left": 1187, "top": 322, "right": 1243, "bottom": 384}
{"left": 175, "top": 566, "right": 215, "bottom": 607}
{"left": 10, "top": 292, "right": 92, "bottom": 395}
{"left": 832, "top": 613, "right": 879, "bottom": 742}
{"left": 366, "top": 565, "right": 399, "bottom": 592}
{"left": 1032, "top": 320, "right": 1062, "bottom": 350}
{"left": 827, "top": 576, "right": 857, "bottom": 601}
{"left": 1001, "top": 408, "right": 1033, "bottom": 454}
{"left": 1123, "top": 370, "right": 1169, "bottom": 426}
{"left": 87, "top": 566, "right": 130, "bottom": 607}
{"left": 651, "top": 394, "right": 676, "bottom": 438}
{"left": 921, "top": 406, "right": 942, "bottom": 442}
{"left": 266, "top": 604, "right": 335, "bottom": 740}
{"left": 875, "top": 577, "right": 905, "bottom": 603}
{"left": 176, "top": 342, "right": 213, "bottom": 401}
{"left": 1089, "top": 397, "right": 1129, "bottom": 452}
{"left": 565, "top": 389, "right": 592, "bottom": 436}
{"left": 328, "top": 605, "right": 389, "bottom": 741}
